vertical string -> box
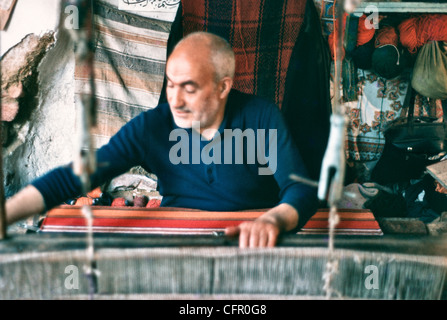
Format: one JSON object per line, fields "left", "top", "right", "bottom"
{"left": 82, "top": 205, "right": 100, "bottom": 299}
{"left": 323, "top": 0, "right": 344, "bottom": 299}
{"left": 83, "top": 0, "right": 98, "bottom": 299}
{"left": 0, "top": 29, "right": 6, "bottom": 240}
{"left": 69, "top": 0, "right": 99, "bottom": 298}
{"left": 323, "top": 205, "right": 341, "bottom": 299}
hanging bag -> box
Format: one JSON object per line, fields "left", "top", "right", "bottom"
{"left": 371, "top": 86, "right": 447, "bottom": 184}
{"left": 411, "top": 41, "right": 447, "bottom": 99}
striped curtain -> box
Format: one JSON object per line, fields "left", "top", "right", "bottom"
{"left": 75, "top": 0, "right": 173, "bottom": 148}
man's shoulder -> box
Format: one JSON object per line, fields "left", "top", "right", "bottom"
{"left": 137, "top": 102, "right": 172, "bottom": 124}
{"left": 122, "top": 103, "right": 174, "bottom": 136}
{"left": 147, "top": 102, "right": 171, "bottom": 116}
{"left": 228, "top": 89, "right": 279, "bottom": 116}
{"left": 229, "top": 89, "right": 277, "bottom": 109}
{"left": 228, "top": 89, "right": 282, "bottom": 124}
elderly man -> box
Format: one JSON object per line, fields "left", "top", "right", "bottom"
{"left": 5, "top": 32, "right": 317, "bottom": 248}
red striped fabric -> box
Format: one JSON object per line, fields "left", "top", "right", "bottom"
{"left": 181, "top": 0, "right": 306, "bottom": 109}
{"left": 40, "top": 207, "right": 383, "bottom": 236}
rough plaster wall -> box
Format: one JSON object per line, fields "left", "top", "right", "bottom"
{"left": 5, "top": 35, "right": 76, "bottom": 197}
{"left": 2, "top": 0, "right": 75, "bottom": 197}
{"left": 1, "top": 0, "right": 60, "bottom": 56}
{"left": 4, "top": 34, "right": 76, "bottom": 197}
{"left": 2, "top": 1, "right": 178, "bottom": 231}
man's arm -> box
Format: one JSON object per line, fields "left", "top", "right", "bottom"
{"left": 225, "top": 203, "right": 298, "bottom": 248}
{"left": 4, "top": 109, "right": 152, "bottom": 227}
{"left": 6, "top": 185, "right": 45, "bottom": 225}
{"left": 226, "top": 102, "right": 318, "bottom": 248}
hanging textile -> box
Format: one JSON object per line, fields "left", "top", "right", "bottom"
{"left": 345, "top": 69, "right": 410, "bottom": 162}
{"left": 344, "top": 69, "right": 444, "bottom": 162}
{"left": 180, "top": 0, "right": 306, "bottom": 109}
{"left": 74, "top": 0, "right": 173, "bottom": 148}
{"left": 281, "top": 0, "right": 331, "bottom": 180}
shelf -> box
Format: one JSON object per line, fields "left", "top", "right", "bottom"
{"left": 355, "top": 2, "right": 447, "bottom": 13}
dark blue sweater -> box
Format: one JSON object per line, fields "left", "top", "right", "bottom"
{"left": 31, "top": 90, "right": 318, "bottom": 229}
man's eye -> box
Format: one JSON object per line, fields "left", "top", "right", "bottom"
{"left": 167, "top": 82, "right": 174, "bottom": 88}
{"left": 185, "top": 86, "right": 196, "bottom": 94}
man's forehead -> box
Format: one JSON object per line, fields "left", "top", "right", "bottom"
{"left": 165, "top": 73, "right": 198, "bottom": 87}
{"left": 166, "top": 54, "right": 213, "bottom": 83}
{"left": 166, "top": 62, "right": 199, "bottom": 84}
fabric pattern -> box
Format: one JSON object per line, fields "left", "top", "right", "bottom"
{"left": 181, "top": 0, "right": 306, "bottom": 109}
{"left": 75, "top": 0, "right": 173, "bottom": 149}
{"left": 344, "top": 69, "right": 410, "bottom": 162}
{"left": 40, "top": 206, "right": 382, "bottom": 236}
{"left": 344, "top": 69, "right": 445, "bottom": 162}
{"left": 408, "top": 94, "right": 445, "bottom": 119}
{"left": 315, "top": 0, "right": 335, "bottom": 37}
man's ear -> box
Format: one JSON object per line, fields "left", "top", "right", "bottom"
{"left": 219, "top": 77, "right": 233, "bottom": 99}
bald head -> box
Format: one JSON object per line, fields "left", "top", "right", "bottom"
{"left": 169, "top": 32, "right": 236, "bottom": 83}
{"left": 165, "top": 32, "right": 235, "bottom": 135}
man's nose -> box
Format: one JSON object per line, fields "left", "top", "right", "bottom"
{"left": 169, "top": 88, "right": 184, "bottom": 108}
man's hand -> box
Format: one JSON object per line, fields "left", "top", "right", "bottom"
{"left": 225, "top": 218, "right": 280, "bottom": 248}
{"left": 225, "top": 203, "right": 299, "bottom": 248}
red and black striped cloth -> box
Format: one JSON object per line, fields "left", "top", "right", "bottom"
{"left": 182, "top": 0, "right": 306, "bottom": 109}
{"left": 40, "top": 207, "right": 383, "bottom": 236}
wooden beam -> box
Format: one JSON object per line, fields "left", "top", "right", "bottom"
{"left": 356, "top": 2, "right": 447, "bottom": 13}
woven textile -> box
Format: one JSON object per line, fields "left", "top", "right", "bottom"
{"left": 316, "top": 0, "right": 335, "bottom": 37}
{"left": 2, "top": 247, "right": 445, "bottom": 299}
{"left": 299, "top": 209, "right": 383, "bottom": 235}
{"left": 345, "top": 69, "right": 410, "bottom": 162}
{"left": 344, "top": 69, "right": 445, "bottom": 162}
{"left": 181, "top": 0, "right": 306, "bottom": 109}
{"left": 75, "top": 0, "right": 172, "bottom": 148}
{"left": 40, "top": 207, "right": 382, "bottom": 236}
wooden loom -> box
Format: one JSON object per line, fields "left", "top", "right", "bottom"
{"left": 1, "top": 0, "right": 447, "bottom": 301}
{"left": 0, "top": 206, "right": 445, "bottom": 300}
{"left": 0, "top": 230, "right": 446, "bottom": 300}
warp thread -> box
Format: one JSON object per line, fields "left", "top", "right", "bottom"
{"left": 81, "top": 205, "right": 100, "bottom": 300}
{"left": 1, "top": 247, "right": 447, "bottom": 299}
{"left": 322, "top": 205, "right": 341, "bottom": 299}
